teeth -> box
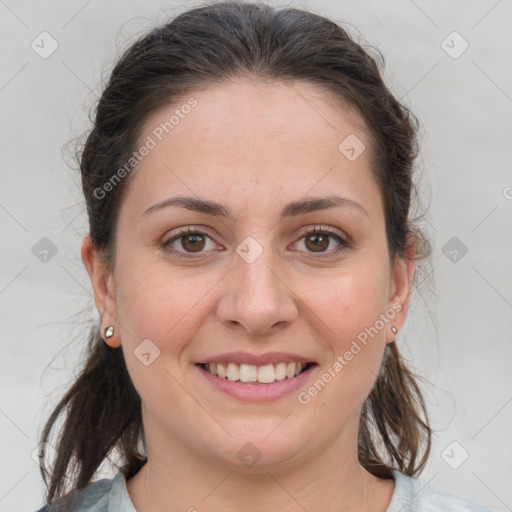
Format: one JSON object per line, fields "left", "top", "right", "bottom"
{"left": 257, "top": 364, "right": 275, "bottom": 383}
{"left": 217, "top": 363, "right": 227, "bottom": 379}
{"left": 275, "top": 362, "right": 287, "bottom": 380}
{"left": 239, "top": 364, "right": 258, "bottom": 383}
{"left": 204, "top": 362, "right": 308, "bottom": 383}
{"left": 226, "top": 363, "right": 239, "bottom": 381}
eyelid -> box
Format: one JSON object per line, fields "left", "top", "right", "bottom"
{"left": 299, "top": 224, "right": 344, "bottom": 237}
{"left": 163, "top": 225, "right": 221, "bottom": 244}
{"left": 164, "top": 226, "right": 195, "bottom": 242}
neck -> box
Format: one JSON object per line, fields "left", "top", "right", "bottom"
{"left": 126, "top": 411, "right": 394, "bottom": 512}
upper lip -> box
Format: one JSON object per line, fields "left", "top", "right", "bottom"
{"left": 198, "top": 352, "right": 315, "bottom": 366}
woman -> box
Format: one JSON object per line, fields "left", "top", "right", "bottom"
{"left": 36, "top": 2, "right": 492, "bottom": 511}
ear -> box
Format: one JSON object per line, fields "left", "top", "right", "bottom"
{"left": 386, "top": 234, "right": 416, "bottom": 343}
{"left": 81, "top": 235, "right": 121, "bottom": 348}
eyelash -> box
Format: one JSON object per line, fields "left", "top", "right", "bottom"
{"left": 161, "top": 225, "right": 350, "bottom": 259}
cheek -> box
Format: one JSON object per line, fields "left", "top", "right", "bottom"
{"left": 294, "top": 267, "right": 390, "bottom": 405}
{"left": 114, "top": 256, "right": 217, "bottom": 414}
{"left": 114, "top": 253, "right": 223, "bottom": 353}
{"left": 298, "top": 266, "right": 390, "bottom": 346}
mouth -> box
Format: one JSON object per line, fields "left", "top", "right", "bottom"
{"left": 197, "top": 361, "right": 315, "bottom": 385}
{"left": 195, "top": 359, "right": 318, "bottom": 402}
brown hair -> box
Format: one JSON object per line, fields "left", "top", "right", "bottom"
{"left": 40, "top": 1, "right": 431, "bottom": 503}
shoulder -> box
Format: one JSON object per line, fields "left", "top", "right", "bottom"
{"left": 35, "top": 472, "right": 132, "bottom": 512}
{"left": 388, "top": 470, "right": 494, "bottom": 512}
{"left": 36, "top": 470, "right": 494, "bottom": 512}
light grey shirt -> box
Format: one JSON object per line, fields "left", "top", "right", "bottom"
{"left": 36, "top": 469, "right": 494, "bottom": 511}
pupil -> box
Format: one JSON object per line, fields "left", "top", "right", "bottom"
{"left": 182, "top": 234, "right": 205, "bottom": 252}
{"left": 306, "top": 234, "right": 328, "bottom": 252}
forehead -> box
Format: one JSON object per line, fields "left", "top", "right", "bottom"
{"left": 120, "top": 78, "right": 382, "bottom": 222}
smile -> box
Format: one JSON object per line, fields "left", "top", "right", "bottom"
{"left": 196, "top": 358, "right": 318, "bottom": 402}
{"left": 200, "top": 362, "right": 312, "bottom": 384}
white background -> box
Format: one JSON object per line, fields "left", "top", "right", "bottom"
{"left": 0, "top": 1, "right": 511, "bottom": 510}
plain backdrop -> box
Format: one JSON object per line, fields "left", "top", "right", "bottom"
{"left": 1, "top": 1, "right": 511, "bottom": 510}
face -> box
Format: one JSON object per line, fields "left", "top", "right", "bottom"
{"left": 83, "top": 78, "right": 413, "bottom": 472}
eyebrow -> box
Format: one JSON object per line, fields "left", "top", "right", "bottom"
{"left": 140, "top": 194, "right": 368, "bottom": 220}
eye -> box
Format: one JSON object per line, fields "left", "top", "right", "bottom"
{"left": 291, "top": 226, "right": 349, "bottom": 256}
{"left": 161, "top": 225, "right": 349, "bottom": 259}
{"left": 162, "top": 227, "right": 221, "bottom": 257}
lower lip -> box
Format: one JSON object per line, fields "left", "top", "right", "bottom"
{"left": 196, "top": 364, "right": 317, "bottom": 402}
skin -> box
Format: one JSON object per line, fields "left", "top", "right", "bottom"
{"left": 82, "top": 78, "right": 415, "bottom": 512}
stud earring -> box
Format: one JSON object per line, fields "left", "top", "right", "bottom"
{"left": 391, "top": 326, "right": 398, "bottom": 334}
{"left": 105, "top": 325, "right": 114, "bottom": 339}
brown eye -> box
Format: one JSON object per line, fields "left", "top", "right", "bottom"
{"left": 304, "top": 233, "right": 329, "bottom": 252}
{"left": 290, "top": 227, "right": 349, "bottom": 258}
{"left": 181, "top": 233, "right": 206, "bottom": 252}
{"left": 162, "top": 229, "right": 220, "bottom": 257}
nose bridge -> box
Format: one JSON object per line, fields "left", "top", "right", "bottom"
{"left": 235, "top": 245, "right": 283, "bottom": 314}
{"left": 238, "top": 254, "right": 280, "bottom": 304}
{"left": 235, "top": 232, "right": 278, "bottom": 294}
{"left": 216, "top": 236, "right": 297, "bottom": 335}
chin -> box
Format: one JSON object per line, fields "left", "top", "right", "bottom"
{"left": 204, "top": 420, "right": 315, "bottom": 472}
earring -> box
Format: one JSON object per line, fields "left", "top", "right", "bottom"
{"left": 391, "top": 326, "right": 398, "bottom": 334}
{"left": 105, "top": 325, "right": 114, "bottom": 339}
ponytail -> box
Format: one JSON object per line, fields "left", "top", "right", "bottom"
{"left": 40, "top": 324, "right": 145, "bottom": 503}
{"left": 358, "top": 341, "right": 431, "bottom": 478}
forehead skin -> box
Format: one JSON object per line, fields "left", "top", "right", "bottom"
{"left": 118, "top": 78, "right": 385, "bottom": 249}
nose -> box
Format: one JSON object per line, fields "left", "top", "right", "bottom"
{"left": 215, "top": 250, "right": 298, "bottom": 336}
